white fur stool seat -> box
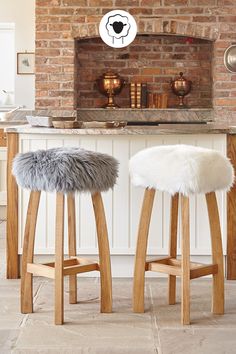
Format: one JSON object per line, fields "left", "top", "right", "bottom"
{"left": 130, "top": 144, "right": 234, "bottom": 325}
{"left": 129, "top": 144, "right": 234, "bottom": 195}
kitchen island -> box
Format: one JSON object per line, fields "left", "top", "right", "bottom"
{"left": 5, "top": 123, "right": 236, "bottom": 280}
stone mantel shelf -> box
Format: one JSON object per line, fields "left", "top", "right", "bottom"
{"left": 76, "top": 108, "right": 214, "bottom": 123}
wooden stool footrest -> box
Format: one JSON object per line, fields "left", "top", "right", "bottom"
{"left": 146, "top": 257, "right": 218, "bottom": 279}
{"left": 27, "top": 257, "right": 99, "bottom": 279}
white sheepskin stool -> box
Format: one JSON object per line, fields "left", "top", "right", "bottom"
{"left": 129, "top": 144, "right": 234, "bottom": 325}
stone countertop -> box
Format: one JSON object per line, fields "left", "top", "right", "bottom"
{"left": 5, "top": 122, "right": 236, "bottom": 135}
{"left": 0, "top": 121, "right": 27, "bottom": 127}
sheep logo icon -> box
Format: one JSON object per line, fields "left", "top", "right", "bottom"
{"left": 106, "top": 14, "right": 131, "bottom": 44}
{"left": 99, "top": 10, "right": 137, "bottom": 48}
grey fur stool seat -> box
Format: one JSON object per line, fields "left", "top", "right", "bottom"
{"left": 13, "top": 147, "right": 118, "bottom": 325}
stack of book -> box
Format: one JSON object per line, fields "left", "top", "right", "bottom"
{"left": 148, "top": 92, "right": 168, "bottom": 108}
{"left": 130, "top": 83, "right": 148, "bottom": 108}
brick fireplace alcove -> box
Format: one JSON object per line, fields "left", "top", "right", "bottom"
{"left": 75, "top": 34, "right": 213, "bottom": 109}
{"left": 35, "top": 1, "right": 236, "bottom": 122}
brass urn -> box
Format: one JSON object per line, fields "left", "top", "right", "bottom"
{"left": 170, "top": 72, "right": 192, "bottom": 108}
{"left": 96, "top": 71, "right": 125, "bottom": 108}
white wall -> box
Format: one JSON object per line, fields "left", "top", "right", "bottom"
{"left": 0, "top": 0, "right": 35, "bottom": 109}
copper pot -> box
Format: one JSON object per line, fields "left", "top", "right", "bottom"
{"left": 170, "top": 72, "right": 192, "bottom": 108}
{"left": 96, "top": 72, "right": 125, "bottom": 108}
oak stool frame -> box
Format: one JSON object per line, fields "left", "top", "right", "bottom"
{"left": 133, "top": 189, "right": 224, "bottom": 325}
{"left": 21, "top": 191, "right": 112, "bottom": 325}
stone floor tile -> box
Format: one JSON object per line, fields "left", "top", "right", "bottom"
{"left": 0, "top": 279, "right": 43, "bottom": 329}
{"left": 0, "top": 313, "right": 25, "bottom": 330}
{"left": 24, "top": 278, "right": 152, "bottom": 326}
{"left": 149, "top": 278, "right": 236, "bottom": 328}
{"left": 159, "top": 328, "right": 236, "bottom": 354}
{"left": 14, "top": 322, "right": 156, "bottom": 349}
{"left": 13, "top": 278, "right": 157, "bottom": 352}
{"left": 0, "top": 329, "right": 20, "bottom": 353}
{"left": 3, "top": 277, "right": 156, "bottom": 352}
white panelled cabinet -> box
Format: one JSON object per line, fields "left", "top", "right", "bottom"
{"left": 18, "top": 133, "right": 227, "bottom": 263}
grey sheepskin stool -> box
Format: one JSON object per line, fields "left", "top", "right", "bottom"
{"left": 13, "top": 147, "right": 118, "bottom": 325}
{"left": 129, "top": 145, "right": 234, "bottom": 325}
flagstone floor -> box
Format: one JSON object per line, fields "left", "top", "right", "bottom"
{"left": 0, "top": 222, "right": 236, "bottom": 354}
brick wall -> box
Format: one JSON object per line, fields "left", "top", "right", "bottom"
{"left": 35, "top": 0, "right": 236, "bottom": 121}
{"left": 76, "top": 35, "right": 212, "bottom": 108}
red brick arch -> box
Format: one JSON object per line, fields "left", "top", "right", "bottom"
{"left": 72, "top": 18, "right": 219, "bottom": 41}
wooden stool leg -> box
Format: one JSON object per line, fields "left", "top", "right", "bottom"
{"left": 67, "top": 194, "right": 77, "bottom": 304}
{"left": 92, "top": 192, "right": 112, "bottom": 313}
{"left": 21, "top": 191, "right": 41, "bottom": 314}
{"left": 55, "top": 193, "right": 64, "bottom": 325}
{"left": 168, "top": 193, "right": 179, "bottom": 305}
{"left": 181, "top": 195, "right": 190, "bottom": 325}
{"left": 206, "top": 192, "right": 224, "bottom": 315}
{"left": 133, "top": 188, "right": 156, "bottom": 313}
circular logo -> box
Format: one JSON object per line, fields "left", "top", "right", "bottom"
{"left": 99, "top": 10, "right": 137, "bottom": 48}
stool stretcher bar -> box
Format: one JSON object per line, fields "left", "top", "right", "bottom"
{"left": 27, "top": 257, "right": 99, "bottom": 279}
{"left": 146, "top": 257, "right": 218, "bottom": 279}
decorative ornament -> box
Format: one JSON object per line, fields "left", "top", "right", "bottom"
{"left": 96, "top": 71, "right": 125, "bottom": 109}
{"left": 170, "top": 72, "right": 192, "bottom": 108}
